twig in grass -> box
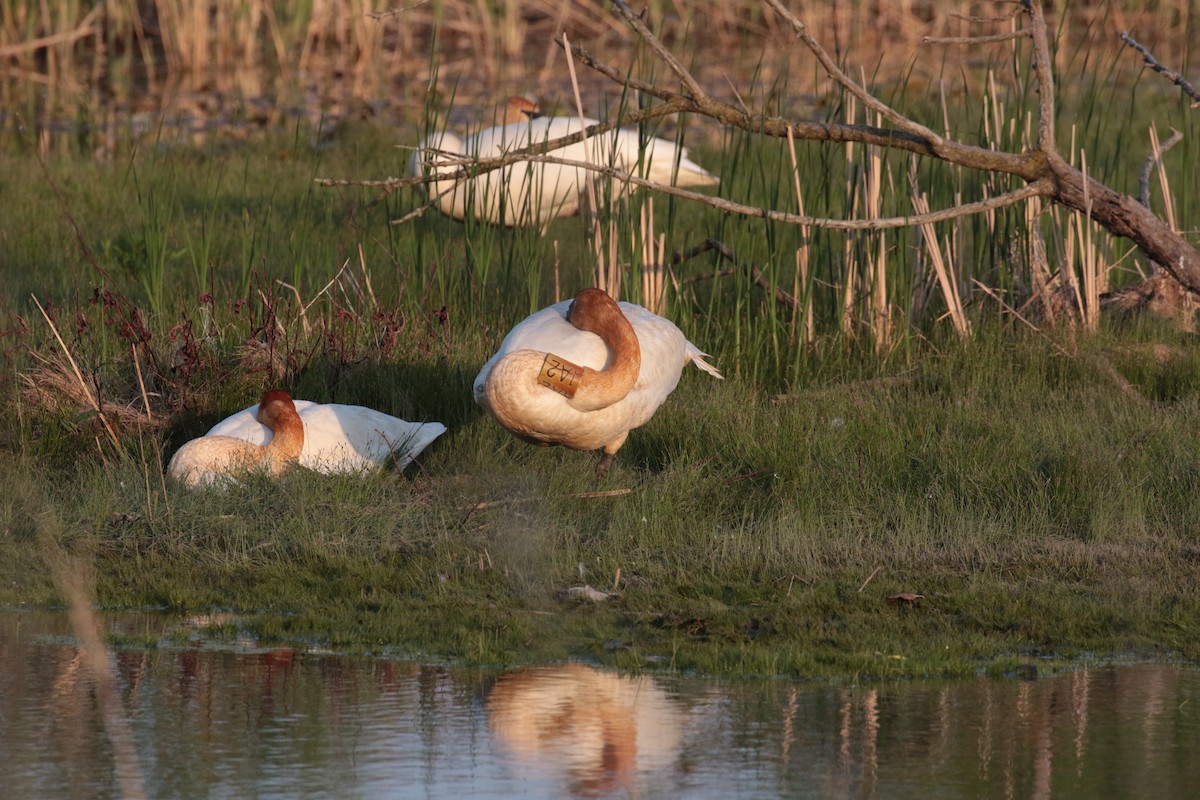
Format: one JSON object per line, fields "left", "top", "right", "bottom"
{"left": 469, "top": 488, "right": 634, "bottom": 511}
{"left": 31, "top": 295, "right": 123, "bottom": 454}
{"left": 971, "top": 279, "right": 1074, "bottom": 358}
{"left": 388, "top": 203, "right": 433, "bottom": 226}
{"left": 1083, "top": 352, "right": 1150, "bottom": 406}
{"left": 275, "top": 257, "right": 351, "bottom": 336}
{"left": 677, "top": 239, "right": 799, "bottom": 311}
{"left": 557, "top": 585, "right": 616, "bottom": 603}
{"left": 857, "top": 565, "right": 883, "bottom": 593}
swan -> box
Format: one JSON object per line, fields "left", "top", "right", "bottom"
{"left": 167, "top": 390, "right": 304, "bottom": 488}
{"left": 487, "top": 664, "right": 688, "bottom": 795}
{"left": 203, "top": 398, "right": 447, "bottom": 476}
{"left": 474, "top": 288, "right": 722, "bottom": 478}
{"left": 410, "top": 99, "right": 719, "bottom": 228}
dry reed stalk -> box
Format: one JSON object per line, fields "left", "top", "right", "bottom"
{"left": 864, "top": 109, "right": 890, "bottom": 352}
{"left": 912, "top": 194, "right": 970, "bottom": 337}
{"left": 0, "top": 1, "right": 1191, "bottom": 143}
{"left": 841, "top": 93, "right": 859, "bottom": 337}
{"left": 1149, "top": 124, "right": 1179, "bottom": 232}
{"left": 1056, "top": 139, "right": 1109, "bottom": 331}
{"left": 603, "top": 218, "right": 621, "bottom": 300}
{"left": 130, "top": 343, "right": 153, "bottom": 424}
{"left": 553, "top": 240, "right": 561, "bottom": 303}
{"left": 51, "top": 558, "right": 147, "bottom": 800}
{"left": 784, "top": 126, "right": 813, "bottom": 344}
{"left": 562, "top": 32, "right": 610, "bottom": 296}
{"left": 639, "top": 202, "right": 667, "bottom": 314}
{"left": 857, "top": 565, "right": 883, "bottom": 592}
{"left": 356, "top": 242, "right": 380, "bottom": 309}
{"left": 30, "top": 295, "right": 124, "bottom": 452}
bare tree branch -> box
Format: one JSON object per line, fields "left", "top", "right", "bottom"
{"left": 1023, "top": 0, "right": 1058, "bottom": 153}
{"left": 758, "top": 0, "right": 946, "bottom": 152}
{"left": 1139, "top": 129, "right": 1184, "bottom": 209}
{"left": 1120, "top": 31, "right": 1200, "bottom": 104}
{"left": 578, "top": 0, "right": 1200, "bottom": 300}
{"left": 326, "top": 147, "right": 1055, "bottom": 232}
{"left": 608, "top": 0, "right": 710, "bottom": 102}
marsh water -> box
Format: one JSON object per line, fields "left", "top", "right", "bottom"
{"left": 1, "top": 610, "right": 1197, "bottom": 799}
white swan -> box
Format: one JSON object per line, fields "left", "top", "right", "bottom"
{"left": 202, "top": 399, "right": 447, "bottom": 476}
{"left": 168, "top": 390, "right": 305, "bottom": 488}
{"left": 474, "top": 288, "right": 722, "bottom": 477}
{"left": 410, "top": 99, "right": 719, "bottom": 228}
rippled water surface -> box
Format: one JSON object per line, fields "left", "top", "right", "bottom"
{"left": 1, "top": 609, "right": 1197, "bottom": 799}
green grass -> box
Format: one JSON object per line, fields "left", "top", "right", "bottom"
{"left": 2, "top": 47, "right": 1199, "bottom": 678}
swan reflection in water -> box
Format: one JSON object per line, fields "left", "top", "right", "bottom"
{"left": 486, "top": 663, "right": 694, "bottom": 797}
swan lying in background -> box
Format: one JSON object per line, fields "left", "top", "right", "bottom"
{"left": 204, "top": 399, "right": 446, "bottom": 476}
{"left": 474, "top": 288, "right": 722, "bottom": 478}
{"left": 168, "top": 390, "right": 304, "bottom": 488}
{"left": 410, "top": 97, "right": 719, "bottom": 228}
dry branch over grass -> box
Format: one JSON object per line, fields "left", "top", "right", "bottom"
{"left": 571, "top": 0, "right": 1200, "bottom": 313}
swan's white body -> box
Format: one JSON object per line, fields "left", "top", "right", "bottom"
{"left": 411, "top": 114, "right": 719, "bottom": 227}
{"left": 473, "top": 294, "right": 721, "bottom": 466}
{"left": 205, "top": 401, "right": 446, "bottom": 475}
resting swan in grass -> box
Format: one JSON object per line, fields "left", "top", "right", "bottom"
{"left": 168, "top": 390, "right": 304, "bottom": 488}
{"left": 204, "top": 398, "right": 447, "bottom": 476}
{"left": 410, "top": 97, "right": 719, "bottom": 228}
{"left": 474, "top": 288, "right": 722, "bottom": 478}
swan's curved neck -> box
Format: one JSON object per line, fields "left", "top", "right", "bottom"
{"left": 257, "top": 393, "right": 305, "bottom": 468}
{"left": 564, "top": 289, "right": 641, "bottom": 412}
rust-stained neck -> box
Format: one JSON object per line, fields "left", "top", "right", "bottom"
{"left": 256, "top": 390, "right": 304, "bottom": 468}
{"left": 566, "top": 289, "right": 641, "bottom": 411}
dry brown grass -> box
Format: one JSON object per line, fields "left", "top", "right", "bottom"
{"left": 2, "top": 1, "right": 1193, "bottom": 138}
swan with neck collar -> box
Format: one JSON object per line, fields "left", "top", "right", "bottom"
{"left": 474, "top": 288, "right": 722, "bottom": 478}
{"left": 168, "top": 390, "right": 304, "bottom": 488}
{"left": 410, "top": 98, "right": 718, "bottom": 228}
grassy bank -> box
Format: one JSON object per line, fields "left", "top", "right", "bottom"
{"left": 2, "top": 20, "right": 1200, "bottom": 676}
{"left": 6, "top": 322, "right": 1200, "bottom": 678}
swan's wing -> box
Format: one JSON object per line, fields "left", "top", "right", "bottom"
{"left": 296, "top": 404, "right": 446, "bottom": 474}
{"left": 617, "top": 302, "right": 723, "bottom": 380}
{"left": 609, "top": 128, "right": 719, "bottom": 188}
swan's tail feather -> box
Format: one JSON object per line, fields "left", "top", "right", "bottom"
{"left": 392, "top": 422, "right": 448, "bottom": 466}
{"left": 686, "top": 346, "right": 724, "bottom": 379}
{"left": 673, "top": 156, "right": 720, "bottom": 188}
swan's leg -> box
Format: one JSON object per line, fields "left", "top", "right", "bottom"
{"left": 596, "top": 432, "right": 629, "bottom": 482}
